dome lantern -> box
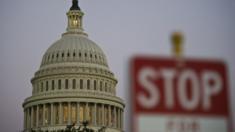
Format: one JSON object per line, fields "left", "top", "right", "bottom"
{"left": 66, "top": 0, "right": 85, "bottom": 34}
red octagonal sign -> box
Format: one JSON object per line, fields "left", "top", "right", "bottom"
{"left": 131, "top": 56, "right": 233, "bottom": 132}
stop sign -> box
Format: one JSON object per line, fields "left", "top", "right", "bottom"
{"left": 131, "top": 56, "right": 232, "bottom": 132}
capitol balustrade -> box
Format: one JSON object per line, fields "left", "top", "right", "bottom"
{"left": 24, "top": 102, "right": 123, "bottom": 130}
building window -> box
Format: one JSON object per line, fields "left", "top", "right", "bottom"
{"left": 58, "top": 80, "right": 61, "bottom": 89}
{"left": 45, "top": 105, "right": 50, "bottom": 125}
{"left": 37, "top": 83, "right": 39, "bottom": 93}
{"left": 52, "top": 80, "right": 55, "bottom": 90}
{"left": 72, "top": 79, "right": 76, "bottom": 89}
{"left": 65, "top": 79, "right": 69, "bottom": 89}
{"left": 32, "top": 86, "right": 35, "bottom": 94}
{"left": 96, "top": 105, "right": 99, "bottom": 125}
{"left": 100, "top": 81, "right": 103, "bottom": 91}
{"left": 72, "top": 19, "right": 78, "bottom": 27}
{"left": 94, "top": 80, "right": 97, "bottom": 90}
{"left": 105, "top": 106, "right": 108, "bottom": 126}
{"left": 71, "top": 103, "right": 77, "bottom": 123}
{"left": 46, "top": 81, "right": 49, "bottom": 91}
{"left": 54, "top": 104, "right": 59, "bottom": 124}
{"left": 32, "top": 107, "right": 36, "bottom": 127}
{"left": 87, "top": 80, "right": 90, "bottom": 90}
{"left": 80, "top": 79, "right": 83, "bottom": 89}
{"left": 116, "top": 109, "right": 118, "bottom": 128}
{"left": 88, "top": 104, "right": 92, "bottom": 123}
{"left": 111, "top": 107, "right": 114, "bottom": 127}
{"left": 73, "top": 52, "right": 76, "bottom": 57}
{"left": 105, "top": 82, "right": 107, "bottom": 92}
{"left": 97, "top": 105, "right": 102, "bottom": 125}
{"left": 39, "top": 105, "right": 43, "bottom": 126}
{"left": 79, "top": 104, "right": 85, "bottom": 122}
{"left": 62, "top": 53, "right": 64, "bottom": 58}
{"left": 63, "top": 104, "right": 68, "bottom": 124}
{"left": 41, "top": 82, "right": 43, "bottom": 92}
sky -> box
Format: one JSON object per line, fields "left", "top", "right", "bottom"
{"left": 0, "top": 0, "right": 235, "bottom": 131}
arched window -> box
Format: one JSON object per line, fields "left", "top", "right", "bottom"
{"left": 41, "top": 82, "right": 43, "bottom": 92}
{"left": 46, "top": 81, "right": 49, "bottom": 91}
{"left": 47, "top": 55, "right": 50, "bottom": 61}
{"left": 105, "top": 82, "right": 107, "bottom": 92}
{"left": 80, "top": 79, "right": 83, "bottom": 89}
{"left": 52, "top": 80, "right": 55, "bottom": 90}
{"left": 65, "top": 79, "right": 69, "bottom": 89}
{"left": 72, "top": 79, "right": 76, "bottom": 89}
{"left": 62, "top": 53, "right": 64, "bottom": 58}
{"left": 37, "top": 83, "right": 39, "bottom": 93}
{"left": 94, "top": 80, "right": 97, "bottom": 90}
{"left": 87, "top": 80, "right": 90, "bottom": 90}
{"left": 100, "top": 81, "right": 103, "bottom": 91}
{"left": 58, "top": 80, "right": 61, "bottom": 89}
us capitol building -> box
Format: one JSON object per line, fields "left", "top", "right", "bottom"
{"left": 22, "top": 1, "right": 125, "bottom": 131}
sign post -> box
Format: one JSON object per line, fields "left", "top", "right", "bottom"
{"left": 130, "top": 32, "right": 232, "bottom": 132}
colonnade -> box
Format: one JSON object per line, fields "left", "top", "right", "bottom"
{"left": 24, "top": 102, "right": 123, "bottom": 130}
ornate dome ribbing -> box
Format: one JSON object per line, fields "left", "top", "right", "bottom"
{"left": 40, "top": 34, "right": 108, "bottom": 68}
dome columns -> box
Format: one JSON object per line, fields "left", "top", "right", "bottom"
{"left": 23, "top": 102, "right": 124, "bottom": 132}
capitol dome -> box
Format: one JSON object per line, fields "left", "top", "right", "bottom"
{"left": 22, "top": 1, "right": 125, "bottom": 132}
{"left": 41, "top": 33, "right": 108, "bottom": 68}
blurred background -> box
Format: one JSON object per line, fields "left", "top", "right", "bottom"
{"left": 0, "top": 0, "right": 235, "bottom": 131}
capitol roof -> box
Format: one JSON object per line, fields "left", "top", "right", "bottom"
{"left": 40, "top": 1, "right": 108, "bottom": 69}
{"left": 41, "top": 33, "right": 108, "bottom": 68}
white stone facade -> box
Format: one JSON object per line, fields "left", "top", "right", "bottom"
{"left": 22, "top": 1, "right": 125, "bottom": 132}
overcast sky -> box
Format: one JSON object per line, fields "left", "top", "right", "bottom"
{"left": 0, "top": 0, "right": 235, "bottom": 131}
